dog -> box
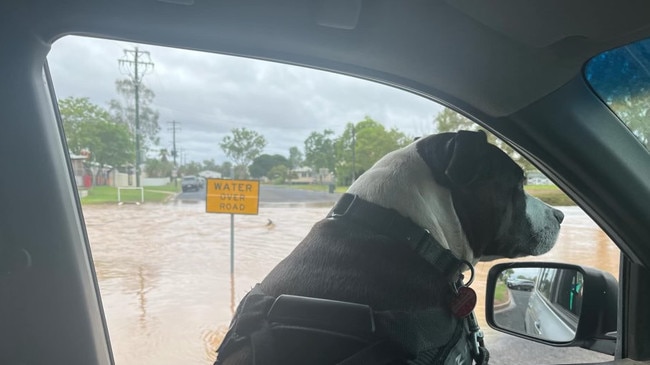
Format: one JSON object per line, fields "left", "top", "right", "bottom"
{"left": 215, "top": 130, "right": 564, "bottom": 364}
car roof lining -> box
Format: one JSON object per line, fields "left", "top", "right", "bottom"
{"left": 23, "top": 0, "right": 650, "bottom": 118}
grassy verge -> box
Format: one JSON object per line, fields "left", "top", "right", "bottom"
{"left": 282, "top": 183, "right": 574, "bottom": 206}
{"left": 80, "top": 184, "right": 179, "bottom": 205}
{"left": 494, "top": 281, "right": 509, "bottom": 305}
{"left": 524, "top": 185, "right": 574, "bottom": 206}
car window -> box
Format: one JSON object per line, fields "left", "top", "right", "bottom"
{"left": 585, "top": 38, "right": 650, "bottom": 148}
{"left": 48, "top": 35, "right": 619, "bottom": 365}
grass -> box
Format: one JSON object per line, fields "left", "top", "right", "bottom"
{"left": 524, "top": 184, "right": 574, "bottom": 206}
{"left": 80, "top": 184, "right": 179, "bottom": 205}
{"left": 494, "top": 281, "right": 509, "bottom": 305}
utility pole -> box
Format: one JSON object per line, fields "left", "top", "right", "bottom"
{"left": 119, "top": 47, "right": 154, "bottom": 187}
{"left": 168, "top": 121, "right": 181, "bottom": 186}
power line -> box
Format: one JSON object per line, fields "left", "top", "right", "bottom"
{"left": 119, "top": 47, "right": 154, "bottom": 187}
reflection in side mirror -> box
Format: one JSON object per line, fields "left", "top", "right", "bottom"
{"left": 486, "top": 262, "right": 619, "bottom": 355}
{"left": 493, "top": 267, "right": 582, "bottom": 342}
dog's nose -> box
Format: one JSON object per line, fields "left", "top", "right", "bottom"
{"left": 553, "top": 209, "right": 564, "bottom": 224}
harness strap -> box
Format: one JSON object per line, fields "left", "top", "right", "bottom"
{"left": 328, "top": 193, "right": 465, "bottom": 281}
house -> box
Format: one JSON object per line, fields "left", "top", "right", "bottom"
{"left": 69, "top": 152, "right": 88, "bottom": 187}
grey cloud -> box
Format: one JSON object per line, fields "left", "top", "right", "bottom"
{"left": 48, "top": 35, "right": 443, "bottom": 164}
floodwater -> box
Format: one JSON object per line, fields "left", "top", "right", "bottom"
{"left": 83, "top": 203, "right": 619, "bottom": 365}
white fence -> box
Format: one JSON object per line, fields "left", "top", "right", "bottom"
{"left": 109, "top": 171, "right": 170, "bottom": 187}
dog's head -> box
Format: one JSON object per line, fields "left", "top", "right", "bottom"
{"left": 347, "top": 130, "right": 563, "bottom": 262}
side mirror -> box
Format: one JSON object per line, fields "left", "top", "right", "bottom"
{"left": 486, "top": 262, "right": 618, "bottom": 355}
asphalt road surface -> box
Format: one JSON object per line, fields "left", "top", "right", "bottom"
{"left": 177, "top": 184, "right": 341, "bottom": 204}
{"left": 494, "top": 289, "right": 531, "bottom": 333}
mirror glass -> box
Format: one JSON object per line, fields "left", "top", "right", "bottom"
{"left": 492, "top": 267, "right": 583, "bottom": 342}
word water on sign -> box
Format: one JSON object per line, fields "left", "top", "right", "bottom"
{"left": 206, "top": 179, "right": 260, "bottom": 215}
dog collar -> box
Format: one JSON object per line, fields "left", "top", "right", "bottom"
{"left": 327, "top": 193, "right": 468, "bottom": 281}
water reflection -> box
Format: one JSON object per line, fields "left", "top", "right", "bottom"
{"left": 83, "top": 204, "right": 619, "bottom": 365}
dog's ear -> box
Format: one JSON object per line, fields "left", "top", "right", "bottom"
{"left": 445, "top": 130, "right": 488, "bottom": 186}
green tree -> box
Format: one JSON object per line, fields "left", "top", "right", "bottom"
{"left": 144, "top": 157, "right": 173, "bottom": 178}
{"left": 288, "top": 146, "right": 303, "bottom": 169}
{"left": 158, "top": 148, "right": 169, "bottom": 163}
{"left": 109, "top": 79, "right": 161, "bottom": 151}
{"left": 202, "top": 159, "right": 219, "bottom": 172}
{"left": 435, "top": 108, "right": 475, "bottom": 133}
{"left": 268, "top": 165, "right": 289, "bottom": 184}
{"left": 434, "top": 108, "right": 535, "bottom": 173}
{"left": 219, "top": 161, "right": 233, "bottom": 177}
{"left": 59, "top": 97, "right": 114, "bottom": 153}
{"left": 179, "top": 161, "right": 202, "bottom": 176}
{"left": 77, "top": 120, "right": 134, "bottom": 183}
{"left": 59, "top": 97, "right": 134, "bottom": 180}
{"left": 219, "top": 128, "right": 267, "bottom": 179}
{"left": 335, "top": 116, "right": 410, "bottom": 184}
{"left": 250, "top": 154, "right": 290, "bottom": 178}
{"left": 304, "top": 129, "right": 336, "bottom": 172}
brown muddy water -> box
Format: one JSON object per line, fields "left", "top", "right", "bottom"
{"left": 83, "top": 203, "right": 619, "bottom": 365}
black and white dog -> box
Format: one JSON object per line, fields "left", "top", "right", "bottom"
{"left": 216, "top": 130, "right": 564, "bottom": 365}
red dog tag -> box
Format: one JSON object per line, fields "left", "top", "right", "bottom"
{"left": 450, "top": 286, "right": 477, "bottom": 318}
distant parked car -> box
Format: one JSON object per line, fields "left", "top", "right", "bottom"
{"left": 507, "top": 278, "right": 535, "bottom": 291}
{"left": 181, "top": 176, "right": 199, "bottom": 192}
{"left": 198, "top": 177, "right": 205, "bottom": 188}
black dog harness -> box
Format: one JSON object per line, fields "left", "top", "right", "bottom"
{"left": 215, "top": 194, "right": 489, "bottom": 365}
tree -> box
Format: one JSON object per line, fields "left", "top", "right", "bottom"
{"left": 335, "top": 116, "right": 410, "bottom": 184}
{"left": 158, "top": 148, "right": 169, "bottom": 163}
{"left": 202, "top": 159, "right": 219, "bottom": 172}
{"left": 249, "top": 154, "right": 290, "bottom": 178}
{"left": 304, "top": 129, "right": 336, "bottom": 172}
{"left": 434, "top": 108, "right": 535, "bottom": 173}
{"left": 435, "top": 108, "right": 475, "bottom": 133}
{"left": 144, "top": 157, "right": 173, "bottom": 178}
{"left": 268, "top": 165, "right": 289, "bottom": 184}
{"left": 59, "top": 97, "right": 134, "bottom": 181}
{"left": 179, "top": 161, "right": 202, "bottom": 176}
{"left": 59, "top": 97, "right": 114, "bottom": 153}
{"left": 288, "top": 146, "right": 303, "bottom": 169}
{"left": 219, "top": 128, "right": 267, "bottom": 179}
{"left": 109, "top": 79, "right": 161, "bottom": 151}
{"left": 219, "top": 161, "right": 233, "bottom": 177}
{"left": 82, "top": 121, "right": 134, "bottom": 170}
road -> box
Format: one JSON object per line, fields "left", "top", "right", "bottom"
{"left": 493, "top": 289, "right": 531, "bottom": 333}
{"left": 177, "top": 184, "right": 341, "bottom": 204}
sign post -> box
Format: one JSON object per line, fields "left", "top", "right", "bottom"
{"left": 206, "top": 178, "right": 260, "bottom": 276}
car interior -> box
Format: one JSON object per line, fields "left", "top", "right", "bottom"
{"left": 2, "top": 1, "right": 650, "bottom": 364}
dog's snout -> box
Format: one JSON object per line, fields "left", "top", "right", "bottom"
{"left": 552, "top": 209, "right": 564, "bottom": 224}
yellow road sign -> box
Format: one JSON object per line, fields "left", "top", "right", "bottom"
{"left": 206, "top": 178, "right": 260, "bottom": 215}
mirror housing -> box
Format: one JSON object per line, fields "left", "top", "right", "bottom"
{"left": 486, "top": 262, "right": 618, "bottom": 355}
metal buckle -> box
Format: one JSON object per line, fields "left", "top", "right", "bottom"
{"left": 330, "top": 194, "right": 357, "bottom": 218}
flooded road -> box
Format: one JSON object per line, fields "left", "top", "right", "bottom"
{"left": 83, "top": 203, "right": 619, "bottom": 365}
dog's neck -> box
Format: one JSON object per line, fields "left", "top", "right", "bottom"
{"left": 347, "top": 148, "right": 475, "bottom": 264}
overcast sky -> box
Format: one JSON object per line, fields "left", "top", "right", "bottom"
{"left": 47, "top": 36, "right": 445, "bottom": 164}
